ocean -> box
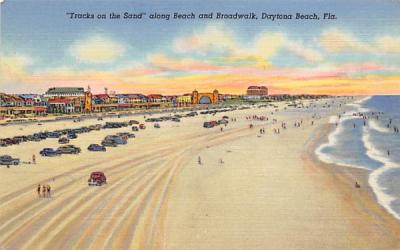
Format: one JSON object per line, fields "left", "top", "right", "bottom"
{"left": 316, "top": 95, "right": 400, "bottom": 220}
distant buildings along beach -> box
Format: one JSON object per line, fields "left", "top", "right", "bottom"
{"left": 0, "top": 85, "right": 328, "bottom": 119}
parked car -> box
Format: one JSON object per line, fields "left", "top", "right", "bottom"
{"left": 67, "top": 133, "right": 77, "bottom": 139}
{"left": 40, "top": 148, "right": 60, "bottom": 157}
{"left": 171, "top": 117, "right": 181, "bottom": 122}
{"left": 101, "top": 139, "right": 117, "bottom": 147}
{"left": 88, "top": 144, "right": 106, "bottom": 152}
{"left": 139, "top": 124, "right": 146, "bottom": 129}
{"left": 128, "top": 120, "right": 140, "bottom": 125}
{"left": 47, "top": 132, "right": 61, "bottom": 138}
{"left": 0, "top": 155, "right": 20, "bottom": 165}
{"left": 203, "top": 122, "right": 214, "bottom": 128}
{"left": 56, "top": 145, "right": 81, "bottom": 154}
{"left": 154, "top": 123, "right": 160, "bottom": 128}
{"left": 88, "top": 172, "right": 107, "bottom": 186}
{"left": 104, "top": 135, "right": 127, "bottom": 145}
{"left": 117, "top": 132, "right": 135, "bottom": 139}
{"left": 132, "top": 126, "right": 139, "bottom": 131}
{"left": 58, "top": 137, "right": 70, "bottom": 144}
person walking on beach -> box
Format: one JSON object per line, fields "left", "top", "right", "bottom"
{"left": 42, "top": 184, "right": 47, "bottom": 198}
{"left": 32, "top": 154, "right": 36, "bottom": 165}
{"left": 198, "top": 156, "right": 202, "bottom": 165}
{"left": 37, "top": 184, "right": 41, "bottom": 198}
{"left": 47, "top": 185, "right": 51, "bottom": 198}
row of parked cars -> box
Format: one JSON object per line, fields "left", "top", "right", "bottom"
{"left": 0, "top": 125, "right": 100, "bottom": 147}
{"left": 200, "top": 108, "right": 237, "bottom": 115}
{"left": 0, "top": 119, "right": 144, "bottom": 148}
{"left": 39, "top": 145, "right": 82, "bottom": 156}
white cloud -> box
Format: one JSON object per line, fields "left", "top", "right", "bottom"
{"left": 319, "top": 28, "right": 373, "bottom": 53}
{"left": 375, "top": 35, "right": 400, "bottom": 53}
{"left": 173, "top": 24, "right": 237, "bottom": 55}
{"left": 0, "top": 54, "right": 33, "bottom": 83}
{"left": 173, "top": 24, "right": 322, "bottom": 64}
{"left": 285, "top": 40, "right": 323, "bottom": 62}
{"left": 69, "top": 35, "right": 125, "bottom": 64}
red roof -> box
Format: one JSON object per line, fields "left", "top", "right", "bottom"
{"left": 147, "top": 94, "right": 163, "bottom": 99}
{"left": 33, "top": 106, "right": 47, "bottom": 111}
{"left": 48, "top": 98, "right": 72, "bottom": 104}
{"left": 94, "top": 94, "right": 109, "bottom": 99}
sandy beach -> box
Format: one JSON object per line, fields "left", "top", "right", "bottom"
{"left": 0, "top": 97, "right": 399, "bottom": 250}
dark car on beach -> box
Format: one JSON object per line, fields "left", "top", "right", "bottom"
{"left": 101, "top": 140, "right": 118, "bottom": 147}
{"left": 58, "top": 137, "right": 70, "bottom": 144}
{"left": 0, "top": 155, "right": 20, "bottom": 165}
{"left": 40, "top": 148, "right": 60, "bottom": 157}
{"left": 129, "top": 120, "right": 140, "bottom": 125}
{"left": 67, "top": 133, "right": 78, "bottom": 139}
{"left": 88, "top": 144, "right": 106, "bottom": 152}
{"left": 203, "top": 122, "right": 214, "bottom": 128}
{"left": 56, "top": 145, "right": 81, "bottom": 154}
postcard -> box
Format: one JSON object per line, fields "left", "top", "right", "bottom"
{"left": 0, "top": 0, "right": 400, "bottom": 249}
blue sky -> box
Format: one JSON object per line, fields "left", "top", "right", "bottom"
{"left": 1, "top": 0, "right": 400, "bottom": 94}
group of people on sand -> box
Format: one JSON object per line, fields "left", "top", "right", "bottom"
{"left": 246, "top": 115, "right": 268, "bottom": 121}
{"left": 37, "top": 184, "right": 51, "bottom": 198}
{"left": 294, "top": 120, "right": 303, "bottom": 128}
{"left": 273, "top": 128, "right": 281, "bottom": 134}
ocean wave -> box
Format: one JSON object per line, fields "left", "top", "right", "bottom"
{"left": 369, "top": 119, "right": 390, "bottom": 133}
{"left": 316, "top": 114, "right": 368, "bottom": 170}
{"left": 316, "top": 95, "right": 400, "bottom": 220}
{"left": 362, "top": 126, "right": 400, "bottom": 220}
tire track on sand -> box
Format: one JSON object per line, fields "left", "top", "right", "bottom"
{"left": 0, "top": 152, "right": 170, "bottom": 248}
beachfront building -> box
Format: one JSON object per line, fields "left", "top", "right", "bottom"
{"left": 0, "top": 93, "right": 25, "bottom": 107}
{"left": 116, "top": 94, "right": 129, "bottom": 104}
{"left": 241, "top": 86, "right": 269, "bottom": 101}
{"left": 247, "top": 86, "right": 268, "bottom": 96}
{"left": 192, "top": 89, "right": 219, "bottom": 105}
{"left": 125, "top": 94, "right": 148, "bottom": 103}
{"left": 147, "top": 94, "right": 164, "bottom": 103}
{"left": 19, "top": 94, "right": 47, "bottom": 107}
{"left": 44, "top": 87, "right": 85, "bottom": 98}
{"left": 92, "top": 94, "right": 110, "bottom": 104}
{"left": 176, "top": 94, "right": 192, "bottom": 106}
{"left": 0, "top": 93, "right": 48, "bottom": 118}
{"left": 47, "top": 98, "right": 75, "bottom": 114}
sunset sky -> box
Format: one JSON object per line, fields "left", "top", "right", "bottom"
{"left": 1, "top": 0, "right": 400, "bottom": 95}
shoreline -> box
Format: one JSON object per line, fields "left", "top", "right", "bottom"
{"left": 304, "top": 123, "right": 400, "bottom": 248}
